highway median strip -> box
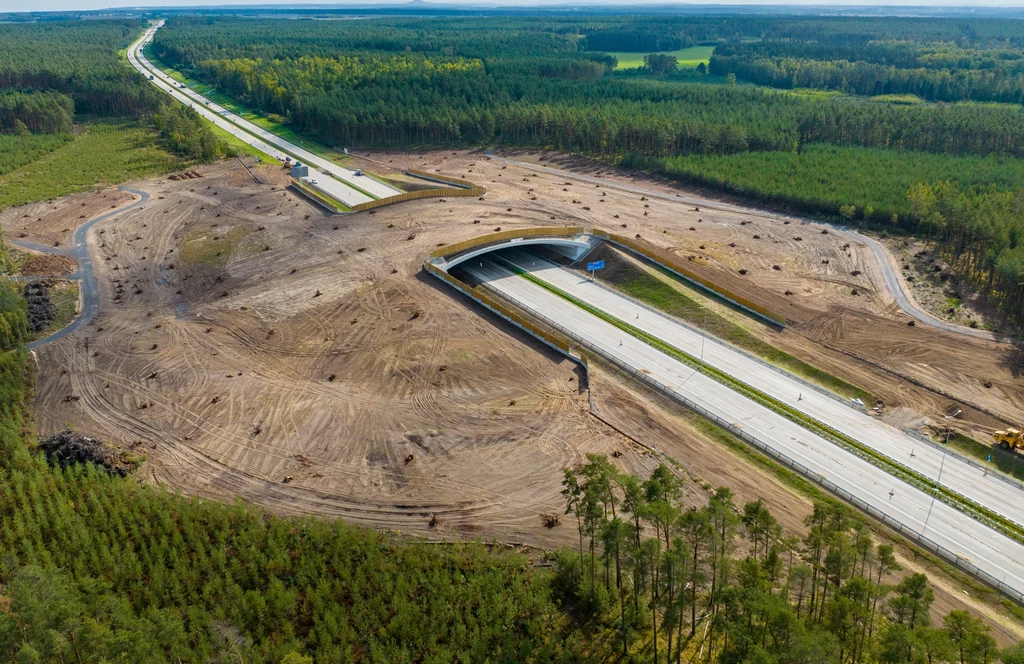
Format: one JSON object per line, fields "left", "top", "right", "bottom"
{"left": 497, "top": 258, "right": 1024, "bottom": 547}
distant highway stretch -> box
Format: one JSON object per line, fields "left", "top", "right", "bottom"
{"left": 127, "top": 22, "right": 401, "bottom": 207}
{"left": 463, "top": 253, "right": 1024, "bottom": 598}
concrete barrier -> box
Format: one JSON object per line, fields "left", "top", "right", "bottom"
{"left": 431, "top": 226, "right": 585, "bottom": 260}
{"left": 352, "top": 170, "right": 485, "bottom": 212}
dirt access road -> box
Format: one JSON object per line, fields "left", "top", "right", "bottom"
{"left": 10, "top": 186, "right": 150, "bottom": 348}
{"left": 496, "top": 154, "right": 1012, "bottom": 345}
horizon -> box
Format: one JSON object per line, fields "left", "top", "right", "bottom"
{"left": 6, "top": 0, "right": 1024, "bottom": 15}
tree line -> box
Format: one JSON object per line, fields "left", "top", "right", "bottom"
{"left": 151, "top": 102, "right": 224, "bottom": 162}
{"left": 0, "top": 20, "right": 224, "bottom": 165}
{"left": 908, "top": 183, "right": 1024, "bottom": 328}
{"left": 709, "top": 53, "right": 1024, "bottom": 105}
{"left": 0, "top": 89, "right": 73, "bottom": 135}
{"left": 557, "top": 454, "right": 1006, "bottom": 664}
{"left": 0, "top": 19, "right": 159, "bottom": 118}
{"left": 153, "top": 18, "right": 1024, "bottom": 159}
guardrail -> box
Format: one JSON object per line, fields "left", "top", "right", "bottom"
{"left": 430, "top": 226, "right": 585, "bottom": 260}
{"left": 902, "top": 428, "right": 1024, "bottom": 494}
{"left": 289, "top": 179, "right": 349, "bottom": 213}
{"left": 593, "top": 229, "right": 786, "bottom": 328}
{"left": 450, "top": 256, "right": 1024, "bottom": 603}
{"left": 352, "top": 170, "right": 486, "bottom": 212}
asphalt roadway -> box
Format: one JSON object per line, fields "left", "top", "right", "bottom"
{"left": 496, "top": 156, "right": 1013, "bottom": 345}
{"left": 464, "top": 256, "right": 1024, "bottom": 598}
{"left": 127, "top": 23, "right": 401, "bottom": 207}
{"left": 12, "top": 187, "right": 150, "bottom": 349}
{"left": 499, "top": 249, "right": 1024, "bottom": 529}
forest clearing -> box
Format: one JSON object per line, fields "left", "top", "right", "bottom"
{"left": 3, "top": 148, "right": 1023, "bottom": 644}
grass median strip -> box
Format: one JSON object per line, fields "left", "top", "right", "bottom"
{"left": 602, "top": 254, "right": 873, "bottom": 403}
{"left": 498, "top": 258, "right": 1024, "bottom": 546}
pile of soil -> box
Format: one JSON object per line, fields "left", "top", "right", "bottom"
{"left": 19, "top": 253, "right": 76, "bottom": 278}
{"left": 23, "top": 281, "right": 55, "bottom": 331}
{"left": 38, "top": 428, "right": 136, "bottom": 477}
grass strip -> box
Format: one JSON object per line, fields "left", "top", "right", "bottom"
{"left": 610, "top": 262, "right": 872, "bottom": 402}
{"left": 501, "top": 259, "right": 1024, "bottom": 546}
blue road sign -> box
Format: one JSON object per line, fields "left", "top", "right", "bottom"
{"left": 587, "top": 260, "right": 605, "bottom": 272}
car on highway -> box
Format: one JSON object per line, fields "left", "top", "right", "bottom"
{"left": 354, "top": 169, "right": 364, "bottom": 176}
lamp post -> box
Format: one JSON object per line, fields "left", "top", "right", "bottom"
{"left": 700, "top": 307, "right": 707, "bottom": 366}
{"left": 922, "top": 427, "right": 950, "bottom": 536}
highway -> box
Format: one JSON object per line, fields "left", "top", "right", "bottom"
{"left": 498, "top": 249, "right": 1024, "bottom": 529}
{"left": 464, "top": 256, "right": 1024, "bottom": 597}
{"left": 127, "top": 23, "right": 401, "bottom": 207}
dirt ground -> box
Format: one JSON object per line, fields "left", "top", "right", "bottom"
{"left": 1, "top": 187, "right": 135, "bottom": 249}
{"left": 14, "top": 252, "right": 77, "bottom": 277}
{"left": 4, "top": 152, "right": 1024, "bottom": 640}
{"left": 883, "top": 236, "right": 1014, "bottom": 337}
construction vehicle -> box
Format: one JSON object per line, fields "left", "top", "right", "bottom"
{"left": 993, "top": 427, "right": 1024, "bottom": 451}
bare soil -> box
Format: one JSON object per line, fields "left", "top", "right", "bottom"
{"left": 883, "top": 236, "right": 1016, "bottom": 336}
{"left": 1, "top": 187, "right": 134, "bottom": 249}
{"left": 8, "top": 151, "right": 1024, "bottom": 640}
{"left": 16, "top": 252, "right": 77, "bottom": 277}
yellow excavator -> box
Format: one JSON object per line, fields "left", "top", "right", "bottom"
{"left": 993, "top": 427, "right": 1024, "bottom": 451}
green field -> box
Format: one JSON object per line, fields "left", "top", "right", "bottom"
{"left": 0, "top": 121, "right": 182, "bottom": 210}
{"left": 0, "top": 133, "right": 74, "bottom": 177}
{"left": 607, "top": 45, "right": 715, "bottom": 70}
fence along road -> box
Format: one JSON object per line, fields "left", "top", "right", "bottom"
{"left": 127, "top": 23, "right": 400, "bottom": 206}
{"left": 499, "top": 249, "right": 1024, "bottom": 531}
{"left": 463, "top": 257, "right": 1024, "bottom": 599}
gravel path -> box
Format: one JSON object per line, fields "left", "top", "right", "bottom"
{"left": 12, "top": 186, "right": 150, "bottom": 349}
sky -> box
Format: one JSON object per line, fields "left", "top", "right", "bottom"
{"left": 4, "top": 0, "right": 1024, "bottom": 16}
